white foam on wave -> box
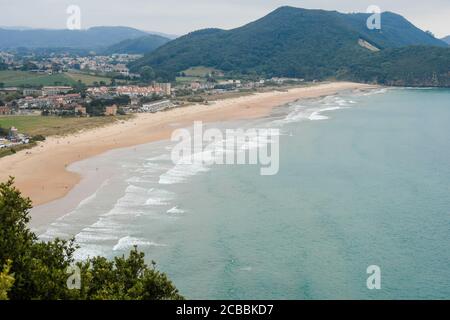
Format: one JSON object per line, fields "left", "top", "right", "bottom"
{"left": 360, "top": 88, "right": 388, "bottom": 96}
{"left": 273, "top": 94, "right": 362, "bottom": 125}
{"left": 113, "top": 236, "right": 167, "bottom": 251}
{"left": 143, "top": 161, "right": 164, "bottom": 170}
{"left": 335, "top": 98, "right": 349, "bottom": 107}
{"left": 126, "top": 176, "right": 148, "bottom": 184}
{"left": 159, "top": 129, "right": 278, "bottom": 185}
{"left": 76, "top": 231, "right": 119, "bottom": 242}
{"left": 126, "top": 173, "right": 161, "bottom": 184}
{"left": 75, "top": 218, "right": 123, "bottom": 243}
{"left": 309, "top": 106, "right": 344, "bottom": 121}
{"left": 167, "top": 206, "right": 185, "bottom": 214}
{"left": 309, "top": 111, "right": 329, "bottom": 121}
{"left": 147, "top": 154, "right": 172, "bottom": 161}
{"left": 159, "top": 150, "right": 211, "bottom": 185}
{"left": 145, "top": 188, "right": 175, "bottom": 205}
{"left": 38, "top": 180, "right": 110, "bottom": 241}
{"left": 272, "top": 104, "right": 310, "bottom": 126}
{"left": 73, "top": 244, "right": 109, "bottom": 261}
{"left": 39, "top": 230, "right": 71, "bottom": 241}
{"left": 102, "top": 185, "right": 175, "bottom": 216}
{"left": 159, "top": 163, "right": 210, "bottom": 185}
{"left": 102, "top": 185, "right": 149, "bottom": 216}
{"left": 70, "top": 180, "right": 176, "bottom": 259}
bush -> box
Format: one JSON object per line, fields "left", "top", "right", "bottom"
{"left": 0, "top": 126, "right": 8, "bottom": 137}
{"left": 187, "top": 96, "right": 206, "bottom": 103}
{"left": 31, "top": 135, "right": 46, "bottom": 142}
{"left": 0, "top": 261, "right": 14, "bottom": 300}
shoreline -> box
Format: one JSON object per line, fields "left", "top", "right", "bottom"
{"left": 0, "top": 82, "right": 377, "bottom": 208}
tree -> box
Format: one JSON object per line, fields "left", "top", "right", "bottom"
{"left": 0, "top": 177, "right": 76, "bottom": 299}
{"left": 0, "top": 126, "right": 8, "bottom": 137}
{"left": 0, "top": 178, "right": 183, "bottom": 300}
{"left": 20, "top": 61, "right": 38, "bottom": 71}
{"left": 0, "top": 260, "right": 14, "bottom": 300}
{"left": 74, "top": 248, "right": 183, "bottom": 300}
{"left": 140, "top": 66, "right": 156, "bottom": 82}
{"left": 140, "top": 93, "right": 162, "bottom": 104}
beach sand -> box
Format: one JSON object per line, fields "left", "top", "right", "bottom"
{"left": 0, "top": 82, "right": 375, "bottom": 207}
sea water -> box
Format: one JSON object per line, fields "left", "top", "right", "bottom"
{"left": 33, "top": 87, "right": 450, "bottom": 299}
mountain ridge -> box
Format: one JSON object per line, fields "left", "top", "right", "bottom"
{"left": 129, "top": 6, "right": 449, "bottom": 86}
{"left": 442, "top": 36, "right": 450, "bottom": 45}
{"left": 0, "top": 26, "right": 150, "bottom": 49}
{"left": 102, "top": 34, "right": 171, "bottom": 54}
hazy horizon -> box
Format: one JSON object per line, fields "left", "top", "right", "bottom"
{"left": 0, "top": 0, "right": 448, "bottom": 38}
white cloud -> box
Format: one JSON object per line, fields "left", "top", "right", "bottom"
{"left": 0, "top": 0, "right": 448, "bottom": 37}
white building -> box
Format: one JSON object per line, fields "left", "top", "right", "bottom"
{"left": 42, "top": 86, "right": 72, "bottom": 96}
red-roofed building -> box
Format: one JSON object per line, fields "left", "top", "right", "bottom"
{"left": 0, "top": 106, "right": 11, "bottom": 115}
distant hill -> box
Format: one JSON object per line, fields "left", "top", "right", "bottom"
{"left": 442, "top": 36, "right": 450, "bottom": 45}
{"left": 103, "top": 34, "right": 170, "bottom": 54}
{"left": 341, "top": 46, "right": 450, "bottom": 87}
{"left": 0, "top": 26, "right": 149, "bottom": 49}
{"left": 145, "top": 31, "right": 179, "bottom": 40}
{"left": 344, "top": 13, "right": 446, "bottom": 48}
{"left": 130, "top": 6, "right": 449, "bottom": 86}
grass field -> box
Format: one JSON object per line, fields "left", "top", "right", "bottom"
{"left": 0, "top": 115, "right": 132, "bottom": 137}
{"left": 0, "top": 71, "right": 76, "bottom": 87}
{"left": 0, "top": 71, "right": 111, "bottom": 87}
{"left": 175, "top": 76, "right": 205, "bottom": 83}
{"left": 176, "top": 66, "right": 225, "bottom": 84}
{"left": 65, "top": 72, "right": 111, "bottom": 86}
{"left": 182, "top": 66, "right": 222, "bottom": 77}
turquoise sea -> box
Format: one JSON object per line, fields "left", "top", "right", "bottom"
{"left": 33, "top": 87, "right": 450, "bottom": 299}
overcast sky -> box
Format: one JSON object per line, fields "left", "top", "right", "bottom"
{"left": 1, "top": 0, "right": 449, "bottom": 37}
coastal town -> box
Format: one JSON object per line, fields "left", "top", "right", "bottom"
{"left": 0, "top": 49, "right": 306, "bottom": 152}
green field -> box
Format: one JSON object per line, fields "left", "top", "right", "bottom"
{"left": 176, "top": 66, "right": 225, "bottom": 84}
{"left": 182, "top": 66, "right": 222, "bottom": 77}
{"left": 175, "top": 76, "right": 205, "bottom": 83}
{"left": 0, "top": 71, "right": 111, "bottom": 87}
{"left": 65, "top": 72, "right": 112, "bottom": 86}
{"left": 0, "top": 71, "right": 75, "bottom": 87}
{"left": 0, "top": 115, "right": 131, "bottom": 137}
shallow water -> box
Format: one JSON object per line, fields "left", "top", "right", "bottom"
{"left": 33, "top": 88, "right": 450, "bottom": 299}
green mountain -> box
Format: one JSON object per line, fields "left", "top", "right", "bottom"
{"left": 341, "top": 46, "right": 450, "bottom": 87}
{"left": 0, "top": 26, "right": 149, "bottom": 49}
{"left": 130, "top": 6, "right": 449, "bottom": 86}
{"left": 442, "top": 36, "right": 450, "bottom": 45}
{"left": 103, "top": 34, "right": 170, "bottom": 54}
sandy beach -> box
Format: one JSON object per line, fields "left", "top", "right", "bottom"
{"left": 0, "top": 82, "right": 375, "bottom": 207}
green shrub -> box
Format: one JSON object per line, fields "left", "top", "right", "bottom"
{"left": 0, "top": 178, "right": 183, "bottom": 300}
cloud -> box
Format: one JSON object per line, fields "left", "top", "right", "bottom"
{"left": 0, "top": 0, "right": 448, "bottom": 37}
